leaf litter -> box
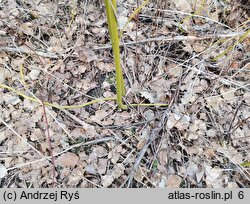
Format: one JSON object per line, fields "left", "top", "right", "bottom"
{"left": 0, "top": 0, "right": 250, "bottom": 188}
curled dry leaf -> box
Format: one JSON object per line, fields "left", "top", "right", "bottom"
{"left": 188, "top": 119, "right": 206, "bottom": 140}
{"left": 166, "top": 112, "right": 190, "bottom": 131}
{"left": 76, "top": 47, "right": 97, "bottom": 63}
{"left": 137, "top": 138, "right": 147, "bottom": 150}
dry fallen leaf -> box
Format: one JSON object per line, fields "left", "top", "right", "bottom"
{"left": 90, "top": 109, "right": 108, "bottom": 125}
{"left": 168, "top": 66, "right": 183, "bottom": 77}
{"left": 143, "top": 109, "right": 155, "bottom": 121}
{"left": 166, "top": 175, "right": 182, "bottom": 188}
{"left": 173, "top": 0, "right": 192, "bottom": 12}
{"left": 140, "top": 91, "right": 155, "bottom": 103}
{"left": 56, "top": 152, "right": 79, "bottom": 168}
{"left": 0, "top": 131, "right": 6, "bottom": 143}
{"left": 204, "top": 163, "right": 223, "bottom": 188}
{"left": 101, "top": 175, "right": 113, "bottom": 187}
{"left": 67, "top": 169, "right": 83, "bottom": 186}
{"left": 85, "top": 164, "right": 97, "bottom": 175}
{"left": 0, "top": 164, "right": 7, "bottom": 178}
{"left": 97, "top": 61, "right": 115, "bottom": 72}
{"left": 108, "top": 149, "right": 120, "bottom": 164}
{"left": 29, "top": 69, "right": 41, "bottom": 80}
{"left": 97, "top": 159, "right": 108, "bottom": 175}
{"left": 112, "top": 163, "right": 125, "bottom": 179}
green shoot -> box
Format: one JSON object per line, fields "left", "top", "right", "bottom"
{"left": 104, "top": 0, "right": 127, "bottom": 110}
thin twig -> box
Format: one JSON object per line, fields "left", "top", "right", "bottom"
{"left": 226, "top": 101, "right": 243, "bottom": 140}
{"left": 93, "top": 31, "right": 245, "bottom": 50}
{"left": 230, "top": 115, "right": 250, "bottom": 135}
{"left": 0, "top": 46, "right": 59, "bottom": 59}
{"left": 60, "top": 109, "right": 90, "bottom": 127}
{"left": 125, "top": 113, "right": 167, "bottom": 187}
{"left": 41, "top": 100, "right": 56, "bottom": 188}
{"left": 126, "top": 126, "right": 161, "bottom": 187}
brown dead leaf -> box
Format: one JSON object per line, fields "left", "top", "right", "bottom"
{"left": 56, "top": 152, "right": 79, "bottom": 168}
{"left": 108, "top": 149, "right": 120, "bottom": 164}
{"left": 137, "top": 138, "right": 146, "bottom": 150}
{"left": 166, "top": 175, "right": 182, "bottom": 188}
{"left": 97, "top": 159, "right": 107, "bottom": 175}
{"left": 113, "top": 112, "right": 131, "bottom": 126}
{"left": 206, "top": 96, "right": 223, "bottom": 111}
{"left": 101, "top": 175, "right": 113, "bottom": 187}
{"left": 20, "top": 22, "right": 34, "bottom": 36}
{"left": 192, "top": 43, "right": 207, "bottom": 53}
{"left": 76, "top": 47, "right": 97, "bottom": 63}
{"left": 227, "top": 182, "right": 239, "bottom": 188}
{"left": 97, "top": 61, "right": 115, "bottom": 72}
{"left": 134, "top": 167, "right": 147, "bottom": 183}
{"left": 112, "top": 163, "right": 125, "bottom": 179}
{"left": 90, "top": 109, "right": 108, "bottom": 125}
{"left": 158, "top": 150, "right": 168, "bottom": 167}
{"left": 81, "top": 122, "right": 96, "bottom": 138}
{"left": 204, "top": 149, "right": 216, "bottom": 158}
{"left": 0, "top": 131, "right": 7, "bottom": 143}
{"left": 67, "top": 169, "right": 83, "bottom": 186}
{"left": 168, "top": 66, "right": 183, "bottom": 77}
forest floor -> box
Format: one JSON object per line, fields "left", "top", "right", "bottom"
{"left": 0, "top": 0, "right": 249, "bottom": 188}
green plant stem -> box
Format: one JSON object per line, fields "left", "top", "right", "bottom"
{"left": 104, "top": 0, "right": 127, "bottom": 110}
